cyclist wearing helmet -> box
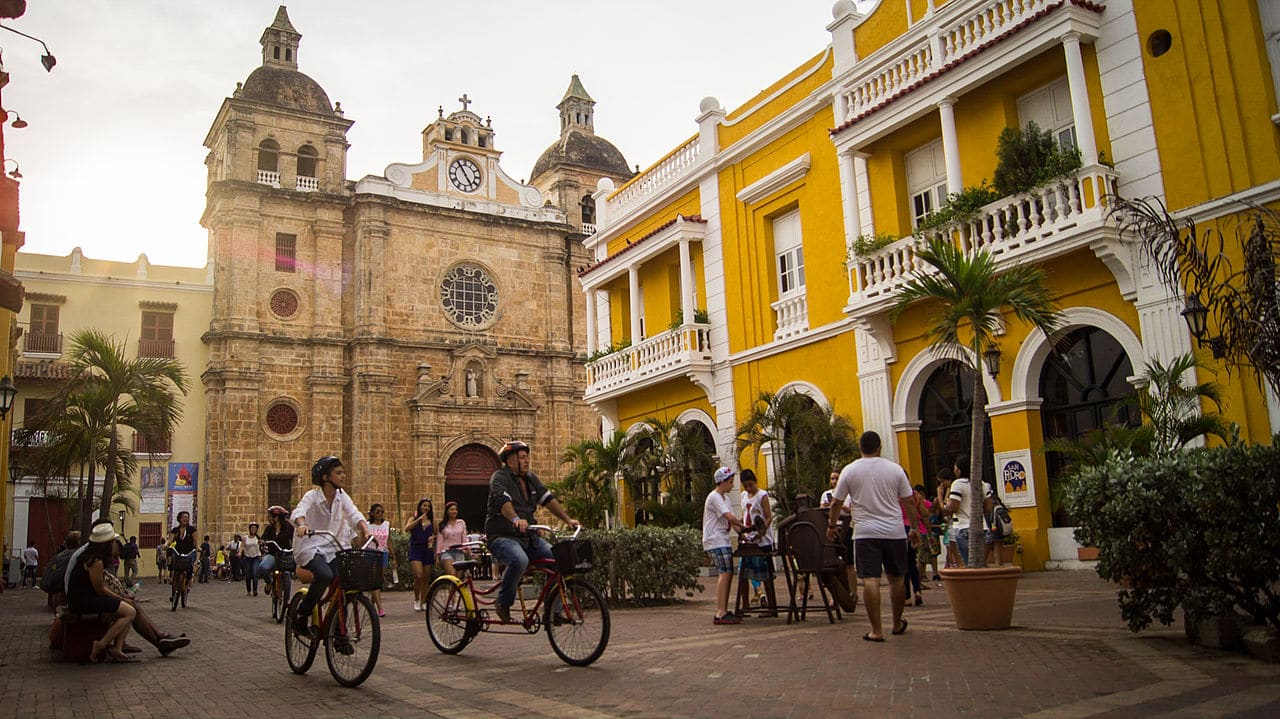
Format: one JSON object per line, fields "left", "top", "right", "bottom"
{"left": 257, "top": 505, "right": 294, "bottom": 589}
{"left": 484, "top": 440, "right": 579, "bottom": 623}
{"left": 290, "top": 456, "right": 372, "bottom": 636}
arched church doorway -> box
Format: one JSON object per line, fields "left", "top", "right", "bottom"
{"left": 918, "top": 361, "right": 994, "bottom": 495}
{"left": 1040, "top": 326, "right": 1137, "bottom": 526}
{"left": 444, "top": 444, "right": 500, "bottom": 532}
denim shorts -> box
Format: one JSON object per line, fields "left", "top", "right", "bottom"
{"left": 706, "top": 546, "right": 734, "bottom": 574}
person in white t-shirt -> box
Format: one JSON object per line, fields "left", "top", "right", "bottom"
{"left": 703, "top": 466, "right": 747, "bottom": 626}
{"left": 946, "top": 454, "right": 994, "bottom": 566}
{"left": 826, "top": 431, "right": 919, "bottom": 642}
{"left": 735, "top": 469, "right": 777, "bottom": 616}
{"left": 366, "top": 503, "right": 392, "bottom": 617}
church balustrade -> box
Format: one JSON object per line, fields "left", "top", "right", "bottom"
{"left": 584, "top": 322, "right": 711, "bottom": 401}
{"left": 849, "top": 164, "right": 1118, "bottom": 307}
{"left": 295, "top": 176, "right": 318, "bottom": 192}
{"left": 257, "top": 169, "right": 281, "bottom": 187}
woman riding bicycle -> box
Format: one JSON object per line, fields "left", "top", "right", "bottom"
{"left": 258, "top": 505, "right": 294, "bottom": 589}
{"left": 291, "top": 456, "right": 372, "bottom": 637}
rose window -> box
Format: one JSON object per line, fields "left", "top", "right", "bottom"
{"left": 440, "top": 264, "right": 498, "bottom": 329}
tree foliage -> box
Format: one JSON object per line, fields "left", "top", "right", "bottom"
{"left": 993, "top": 121, "right": 1083, "bottom": 196}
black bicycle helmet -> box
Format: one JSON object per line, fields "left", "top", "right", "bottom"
{"left": 311, "top": 455, "right": 342, "bottom": 486}
{"left": 498, "top": 440, "right": 529, "bottom": 463}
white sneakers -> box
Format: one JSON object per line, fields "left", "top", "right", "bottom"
{"left": 413, "top": 600, "right": 422, "bottom": 612}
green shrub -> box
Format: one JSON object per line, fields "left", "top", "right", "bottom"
{"left": 572, "top": 526, "right": 705, "bottom": 605}
{"left": 1065, "top": 440, "right": 1280, "bottom": 632}
{"left": 914, "top": 182, "right": 1002, "bottom": 235}
{"left": 847, "top": 232, "right": 899, "bottom": 261}
{"left": 993, "top": 122, "right": 1082, "bottom": 196}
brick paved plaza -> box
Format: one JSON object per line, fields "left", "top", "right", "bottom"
{"left": 3, "top": 571, "right": 1278, "bottom": 719}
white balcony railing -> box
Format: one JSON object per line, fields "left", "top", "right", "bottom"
{"left": 585, "top": 323, "right": 712, "bottom": 400}
{"left": 257, "top": 169, "right": 281, "bottom": 187}
{"left": 771, "top": 293, "right": 809, "bottom": 341}
{"left": 851, "top": 165, "right": 1118, "bottom": 305}
{"left": 838, "top": 0, "right": 1079, "bottom": 123}
{"left": 581, "top": 222, "right": 597, "bottom": 235}
{"left": 11, "top": 429, "right": 53, "bottom": 447}
{"left": 296, "top": 176, "right": 318, "bottom": 192}
{"left": 609, "top": 138, "right": 702, "bottom": 220}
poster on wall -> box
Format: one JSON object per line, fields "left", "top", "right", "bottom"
{"left": 140, "top": 467, "right": 166, "bottom": 514}
{"left": 166, "top": 462, "right": 199, "bottom": 529}
{"left": 994, "top": 449, "right": 1036, "bottom": 508}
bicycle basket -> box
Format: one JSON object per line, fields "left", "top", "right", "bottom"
{"left": 276, "top": 552, "right": 296, "bottom": 574}
{"left": 335, "top": 549, "right": 383, "bottom": 591}
{"left": 551, "top": 539, "right": 593, "bottom": 576}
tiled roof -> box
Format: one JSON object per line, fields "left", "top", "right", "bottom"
{"left": 578, "top": 214, "right": 706, "bottom": 278}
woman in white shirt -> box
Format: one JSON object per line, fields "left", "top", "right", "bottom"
{"left": 241, "top": 523, "right": 263, "bottom": 596}
{"left": 290, "top": 456, "right": 372, "bottom": 637}
{"left": 366, "top": 503, "right": 392, "bottom": 617}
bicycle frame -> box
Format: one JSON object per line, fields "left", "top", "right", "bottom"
{"left": 439, "top": 526, "right": 578, "bottom": 630}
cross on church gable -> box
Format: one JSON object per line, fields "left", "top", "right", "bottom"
{"left": 458, "top": 93, "right": 471, "bottom": 111}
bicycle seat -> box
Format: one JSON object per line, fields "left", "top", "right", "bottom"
{"left": 452, "top": 559, "right": 478, "bottom": 572}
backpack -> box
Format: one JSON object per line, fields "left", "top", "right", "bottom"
{"left": 989, "top": 497, "right": 1014, "bottom": 539}
{"left": 39, "top": 548, "right": 74, "bottom": 594}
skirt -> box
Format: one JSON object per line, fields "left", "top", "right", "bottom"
{"left": 408, "top": 544, "right": 433, "bottom": 564}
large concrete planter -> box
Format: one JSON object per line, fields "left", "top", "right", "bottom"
{"left": 940, "top": 566, "right": 1022, "bottom": 630}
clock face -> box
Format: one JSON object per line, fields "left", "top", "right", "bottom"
{"left": 449, "top": 158, "right": 482, "bottom": 192}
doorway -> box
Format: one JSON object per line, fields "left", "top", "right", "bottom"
{"left": 444, "top": 444, "right": 500, "bottom": 532}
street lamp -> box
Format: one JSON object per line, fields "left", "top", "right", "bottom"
{"left": 1180, "top": 293, "right": 1226, "bottom": 358}
{"left": 7, "top": 461, "right": 21, "bottom": 484}
{"left": 0, "top": 375, "right": 16, "bottom": 419}
{"left": 3, "top": 158, "right": 19, "bottom": 178}
{"left": 981, "top": 345, "right": 1003, "bottom": 379}
{"left": 118, "top": 509, "right": 125, "bottom": 533}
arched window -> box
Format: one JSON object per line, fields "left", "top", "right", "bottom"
{"left": 296, "top": 145, "right": 318, "bottom": 178}
{"left": 257, "top": 140, "right": 280, "bottom": 173}
{"left": 918, "top": 361, "right": 994, "bottom": 495}
{"left": 580, "top": 195, "right": 596, "bottom": 226}
{"left": 1040, "top": 327, "right": 1137, "bottom": 525}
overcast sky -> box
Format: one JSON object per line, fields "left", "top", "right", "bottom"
{"left": 3, "top": 1, "right": 856, "bottom": 268}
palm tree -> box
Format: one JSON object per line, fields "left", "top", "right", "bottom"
{"left": 555, "top": 429, "right": 638, "bottom": 528}
{"left": 623, "top": 417, "right": 720, "bottom": 527}
{"left": 48, "top": 329, "right": 189, "bottom": 534}
{"left": 736, "top": 390, "right": 859, "bottom": 519}
{"left": 892, "top": 237, "right": 1061, "bottom": 568}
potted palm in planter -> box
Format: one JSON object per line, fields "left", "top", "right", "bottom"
{"left": 892, "top": 236, "right": 1061, "bottom": 629}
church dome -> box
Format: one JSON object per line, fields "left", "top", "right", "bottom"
{"left": 531, "top": 128, "right": 632, "bottom": 183}
{"left": 240, "top": 65, "right": 333, "bottom": 115}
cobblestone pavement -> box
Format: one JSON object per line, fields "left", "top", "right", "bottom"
{"left": 3, "top": 571, "right": 1278, "bottom": 719}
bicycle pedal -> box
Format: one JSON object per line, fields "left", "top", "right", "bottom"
{"left": 332, "top": 636, "right": 355, "bottom": 655}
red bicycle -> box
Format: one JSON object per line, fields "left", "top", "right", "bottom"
{"left": 425, "top": 525, "right": 609, "bottom": 666}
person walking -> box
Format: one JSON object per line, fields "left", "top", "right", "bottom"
{"left": 21, "top": 541, "right": 39, "bottom": 588}
{"left": 198, "top": 535, "right": 212, "bottom": 583}
{"left": 120, "top": 536, "right": 140, "bottom": 585}
{"left": 436, "top": 501, "right": 469, "bottom": 577}
{"left": 241, "top": 523, "right": 263, "bottom": 596}
{"left": 403, "top": 498, "right": 436, "bottom": 612}
{"left": 366, "top": 503, "right": 392, "bottom": 617}
{"left": 227, "top": 534, "right": 243, "bottom": 581}
{"left": 155, "top": 542, "right": 168, "bottom": 584}
{"left": 826, "top": 431, "right": 919, "bottom": 642}
{"left": 704, "top": 466, "right": 747, "bottom": 625}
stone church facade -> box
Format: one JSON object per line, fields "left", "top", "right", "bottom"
{"left": 200, "top": 7, "right": 632, "bottom": 535}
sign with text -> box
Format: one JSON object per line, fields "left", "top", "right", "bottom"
{"left": 167, "top": 462, "right": 199, "bottom": 529}
{"left": 994, "top": 449, "right": 1036, "bottom": 508}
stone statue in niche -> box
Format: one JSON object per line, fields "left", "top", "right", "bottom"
{"left": 465, "top": 368, "right": 478, "bottom": 398}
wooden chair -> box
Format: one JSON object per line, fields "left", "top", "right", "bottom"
{"left": 781, "top": 520, "right": 843, "bottom": 624}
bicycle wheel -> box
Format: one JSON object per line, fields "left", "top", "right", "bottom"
{"left": 325, "top": 592, "right": 380, "bottom": 687}
{"left": 170, "top": 577, "right": 180, "bottom": 612}
{"left": 284, "top": 592, "right": 317, "bottom": 674}
{"left": 272, "top": 578, "right": 284, "bottom": 622}
{"left": 425, "top": 577, "right": 477, "bottom": 654}
{"left": 544, "top": 577, "right": 610, "bottom": 666}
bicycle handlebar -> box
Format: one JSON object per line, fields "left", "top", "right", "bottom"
{"left": 528, "top": 524, "right": 583, "bottom": 540}
{"left": 260, "top": 540, "right": 292, "bottom": 554}
{"left": 305, "top": 529, "right": 379, "bottom": 551}
{"left": 167, "top": 547, "right": 199, "bottom": 558}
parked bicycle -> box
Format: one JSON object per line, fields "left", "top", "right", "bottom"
{"left": 261, "top": 540, "right": 295, "bottom": 624}
{"left": 425, "top": 525, "right": 609, "bottom": 666}
{"left": 284, "top": 531, "right": 381, "bottom": 687}
{"left": 168, "top": 547, "right": 199, "bottom": 611}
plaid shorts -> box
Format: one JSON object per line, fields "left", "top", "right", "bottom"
{"left": 706, "top": 546, "right": 734, "bottom": 574}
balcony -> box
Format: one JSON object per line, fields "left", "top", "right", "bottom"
{"left": 584, "top": 323, "right": 712, "bottom": 402}
{"left": 296, "top": 175, "right": 318, "bottom": 192}
{"left": 138, "top": 338, "right": 175, "bottom": 358}
{"left": 133, "top": 432, "right": 172, "bottom": 455}
{"left": 581, "top": 222, "right": 597, "bottom": 235}
{"left": 257, "top": 169, "right": 281, "bottom": 187}
{"left": 848, "top": 165, "right": 1119, "bottom": 315}
{"left": 23, "top": 332, "right": 62, "bottom": 355}
{"left": 772, "top": 294, "right": 809, "bottom": 341}
{"left": 11, "top": 428, "right": 53, "bottom": 448}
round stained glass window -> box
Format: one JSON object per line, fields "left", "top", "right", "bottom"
{"left": 440, "top": 263, "right": 499, "bottom": 329}
{"left": 270, "top": 289, "right": 299, "bottom": 319}
{"left": 266, "top": 402, "right": 299, "bottom": 436}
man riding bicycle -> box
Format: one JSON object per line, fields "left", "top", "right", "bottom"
{"left": 291, "top": 456, "right": 372, "bottom": 637}
{"left": 484, "top": 440, "right": 579, "bottom": 624}
{"left": 167, "top": 511, "right": 198, "bottom": 587}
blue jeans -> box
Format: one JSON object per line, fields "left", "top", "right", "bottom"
{"left": 243, "top": 556, "right": 262, "bottom": 593}
{"left": 955, "top": 528, "right": 993, "bottom": 564}
{"left": 257, "top": 553, "right": 276, "bottom": 581}
{"left": 487, "top": 535, "right": 553, "bottom": 608}
{"left": 297, "top": 555, "right": 336, "bottom": 619}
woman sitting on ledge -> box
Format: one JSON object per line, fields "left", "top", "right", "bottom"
{"left": 67, "top": 524, "right": 136, "bottom": 663}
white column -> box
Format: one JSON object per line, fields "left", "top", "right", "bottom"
{"left": 938, "top": 97, "right": 963, "bottom": 195}
{"left": 838, "top": 149, "right": 863, "bottom": 246}
{"left": 585, "top": 289, "right": 598, "bottom": 354}
{"left": 678, "top": 239, "right": 695, "bottom": 323}
{"left": 1062, "top": 32, "right": 1098, "bottom": 165}
{"left": 628, "top": 265, "right": 642, "bottom": 342}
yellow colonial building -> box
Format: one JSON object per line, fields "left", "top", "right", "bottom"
{"left": 579, "top": 0, "right": 1279, "bottom": 568}
{"left": 8, "top": 249, "right": 212, "bottom": 577}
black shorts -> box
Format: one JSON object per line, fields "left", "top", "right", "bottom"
{"left": 854, "top": 537, "right": 909, "bottom": 579}
{"left": 70, "top": 594, "right": 122, "bottom": 616}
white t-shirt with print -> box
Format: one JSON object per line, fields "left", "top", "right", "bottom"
{"left": 741, "top": 489, "right": 775, "bottom": 547}
{"left": 369, "top": 520, "right": 391, "bottom": 553}
{"left": 834, "top": 456, "right": 912, "bottom": 540}
{"left": 948, "top": 478, "right": 992, "bottom": 536}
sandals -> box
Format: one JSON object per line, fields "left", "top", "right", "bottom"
{"left": 892, "top": 619, "right": 909, "bottom": 635}
{"left": 862, "top": 632, "right": 885, "bottom": 642}
{"left": 713, "top": 613, "right": 741, "bottom": 625}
